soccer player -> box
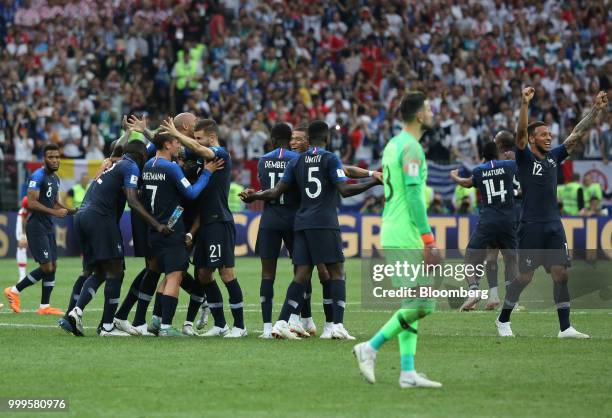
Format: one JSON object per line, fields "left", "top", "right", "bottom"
{"left": 160, "top": 118, "right": 247, "bottom": 338}
{"left": 450, "top": 140, "right": 518, "bottom": 311}
{"left": 495, "top": 88, "right": 607, "bottom": 338}
{"left": 58, "top": 139, "right": 127, "bottom": 334}
{"left": 482, "top": 131, "right": 524, "bottom": 311}
{"left": 256, "top": 122, "right": 300, "bottom": 338}
{"left": 353, "top": 92, "right": 443, "bottom": 388}
{"left": 287, "top": 123, "right": 382, "bottom": 338}
{"left": 141, "top": 132, "right": 221, "bottom": 336}
{"left": 4, "top": 144, "right": 74, "bottom": 315}
{"left": 66, "top": 141, "right": 170, "bottom": 336}
{"left": 112, "top": 113, "right": 210, "bottom": 336}
{"left": 15, "top": 196, "right": 29, "bottom": 282}
{"left": 241, "top": 120, "right": 381, "bottom": 340}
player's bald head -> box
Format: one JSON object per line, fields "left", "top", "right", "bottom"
{"left": 494, "top": 130, "right": 515, "bottom": 152}
{"left": 173, "top": 112, "right": 197, "bottom": 136}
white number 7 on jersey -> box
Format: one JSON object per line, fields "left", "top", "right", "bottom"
{"left": 146, "top": 185, "right": 158, "bottom": 212}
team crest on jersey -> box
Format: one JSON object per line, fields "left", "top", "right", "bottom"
{"left": 28, "top": 180, "right": 36, "bottom": 188}
{"left": 43, "top": 250, "right": 49, "bottom": 259}
{"left": 130, "top": 175, "right": 138, "bottom": 185}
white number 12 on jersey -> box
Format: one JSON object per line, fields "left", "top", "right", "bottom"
{"left": 483, "top": 179, "right": 507, "bottom": 204}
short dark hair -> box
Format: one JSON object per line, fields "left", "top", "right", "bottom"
{"left": 482, "top": 141, "right": 499, "bottom": 161}
{"left": 43, "top": 143, "right": 59, "bottom": 155}
{"left": 495, "top": 130, "right": 515, "bottom": 152}
{"left": 152, "top": 132, "right": 175, "bottom": 150}
{"left": 307, "top": 120, "right": 329, "bottom": 146}
{"left": 123, "top": 140, "right": 147, "bottom": 168}
{"left": 271, "top": 123, "right": 292, "bottom": 148}
{"left": 110, "top": 140, "right": 123, "bottom": 158}
{"left": 527, "top": 121, "right": 547, "bottom": 137}
{"left": 400, "top": 91, "right": 426, "bottom": 123}
{"left": 195, "top": 118, "right": 219, "bottom": 136}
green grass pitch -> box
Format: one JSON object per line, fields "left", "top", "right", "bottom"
{"left": 0, "top": 257, "right": 611, "bottom": 418}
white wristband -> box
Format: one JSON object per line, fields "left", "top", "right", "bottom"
{"left": 368, "top": 170, "right": 374, "bottom": 177}
{"left": 185, "top": 233, "right": 193, "bottom": 240}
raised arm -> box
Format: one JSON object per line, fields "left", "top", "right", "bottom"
{"left": 563, "top": 91, "right": 608, "bottom": 153}
{"left": 158, "top": 118, "right": 216, "bottom": 160}
{"left": 450, "top": 169, "right": 474, "bottom": 188}
{"left": 125, "top": 114, "right": 157, "bottom": 142}
{"left": 516, "top": 86, "right": 535, "bottom": 150}
{"left": 175, "top": 159, "right": 224, "bottom": 200}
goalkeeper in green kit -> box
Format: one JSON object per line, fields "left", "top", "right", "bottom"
{"left": 353, "top": 92, "right": 442, "bottom": 388}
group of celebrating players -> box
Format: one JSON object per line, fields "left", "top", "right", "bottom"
{"left": 3, "top": 87, "right": 608, "bottom": 388}
{"left": 3, "top": 109, "right": 381, "bottom": 340}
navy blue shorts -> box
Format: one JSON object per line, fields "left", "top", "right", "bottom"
{"left": 131, "top": 210, "right": 152, "bottom": 258}
{"left": 193, "top": 221, "right": 236, "bottom": 268}
{"left": 256, "top": 228, "right": 294, "bottom": 259}
{"left": 26, "top": 228, "right": 57, "bottom": 264}
{"left": 292, "top": 229, "right": 344, "bottom": 266}
{"left": 465, "top": 219, "right": 517, "bottom": 263}
{"left": 74, "top": 210, "right": 124, "bottom": 269}
{"left": 153, "top": 244, "right": 189, "bottom": 274}
{"left": 518, "top": 221, "right": 570, "bottom": 273}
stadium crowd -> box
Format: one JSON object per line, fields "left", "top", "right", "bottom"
{"left": 0, "top": 1, "right": 610, "bottom": 169}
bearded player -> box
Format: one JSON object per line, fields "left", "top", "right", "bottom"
{"left": 496, "top": 88, "right": 607, "bottom": 338}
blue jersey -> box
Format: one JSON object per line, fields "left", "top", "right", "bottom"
{"left": 142, "top": 157, "right": 212, "bottom": 238}
{"left": 258, "top": 147, "right": 300, "bottom": 230}
{"left": 512, "top": 173, "right": 522, "bottom": 222}
{"left": 198, "top": 146, "right": 233, "bottom": 224}
{"left": 80, "top": 157, "right": 140, "bottom": 221}
{"left": 471, "top": 160, "right": 517, "bottom": 222}
{"left": 516, "top": 144, "right": 567, "bottom": 222}
{"left": 281, "top": 147, "right": 348, "bottom": 231}
{"left": 27, "top": 167, "right": 60, "bottom": 233}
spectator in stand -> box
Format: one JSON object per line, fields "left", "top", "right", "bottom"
{"left": 82, "top": 124, "right": 105, "bottom": 160}
{"left": 13, "top": 124, "right": 33, "bottom": 162}
{"left": 0, "top": 0, "right": 608, "bottom": 210}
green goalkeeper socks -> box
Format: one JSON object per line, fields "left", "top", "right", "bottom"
{"left": 399, "top": 321, "right": 419, "bottom": 371}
